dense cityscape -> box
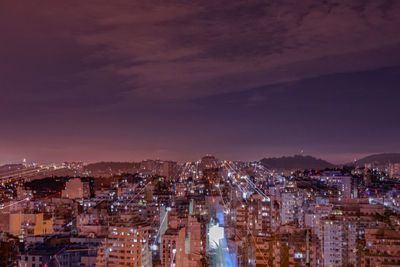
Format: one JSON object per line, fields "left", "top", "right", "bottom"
{"left": 2, "top": 0, "right": 400, "bottom": 266}
{"left": 1, "top": 154, "right": 400, "bottom": 266}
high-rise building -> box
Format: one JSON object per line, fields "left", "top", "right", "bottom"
{"left": 96, "top": 221, "right": 151, "bottom": 267}
{"left": 281, "top": 186, "right": 302, "bottom": 225}
{"left": 270, "top": 226, "right": 318, "bottom": 267}
{"left": 388, "top": 162, "right": 400, "bottom": 178}
{"left": 161, "top": 227, "right": 186, "bottom": 267}
{"left": 320, "top": 211, "right": 358, "bottom": 267}
{"left": 248, "top": 193, "right": 272, "bottom": 237}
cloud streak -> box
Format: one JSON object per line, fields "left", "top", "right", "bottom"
{"left": 62, "top": 0, "right": 400, "bottom": 100}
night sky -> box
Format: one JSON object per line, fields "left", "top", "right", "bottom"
{"left": 1, "top": 0, "right": 400, "bottom": 164}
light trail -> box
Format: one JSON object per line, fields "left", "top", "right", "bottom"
{"left": 124, "top": 182, "right": 150, "bottom": 206}
{"left": 216, "top": 184, "right": 228, "bottom": 210}
{"left": 206, "top": 178, "right": 216, "bottom": 203}
{"left": 215, "top": 175, "right": 269, "bottom": 266}
{"left": 226, "top": 162, "right": 270, "bottom": 201}
{"left": 244, "top": 221, "right": 269, "bottom": 266}
{"left": 170, "top": 248, "right": 176, "bottom": 267}
{"left": 44, "top": 245, "right": 67, "bottom": 267}
{"left": 152, "top": 208, "right": 169, "bottom": 243}
{"left": 212, "top": 177, "right": 269, "bottom": 267}
{"left": 0, "top": 197, "right": 30, "bottom": 210}
{"left": 152, "top": 207, "right": 169, "bottom": 249}
{"left": 368, "top": 197, "right": 400, "bottom": 212}
{"left": 119, "top": 183, "right": 140, "bottom": 207}
{"left": 224, "top": 171, "right": 248, "bottom": 204}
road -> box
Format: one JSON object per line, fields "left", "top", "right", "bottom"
{"left": 0, "top": 165, "right": 67, "bottom": 183}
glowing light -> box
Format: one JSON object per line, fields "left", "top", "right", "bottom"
{"left": 208, "top": 225, "right": 224, "bottom": 249}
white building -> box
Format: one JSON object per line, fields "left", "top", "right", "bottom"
{"left": 321, "top": 212, "right": 358, "bottom": 267}
{"left": 281, "top": 187, "right": 302, "bottom": 225}
{"left": 321, "top": 217, "right": 343, "bottom": 267}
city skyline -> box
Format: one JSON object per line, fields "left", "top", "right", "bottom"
{"left": 1, "top": 1, "right": 400, "bottom": 164}
{"left": 1, "top": 153, "right": 400, "bottom": 267}
{"left": 2, "top": 2, "right": 400, "bottom": 266}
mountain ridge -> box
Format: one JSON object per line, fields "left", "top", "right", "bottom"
{"left": 352, "top": 153, "right": 400, "bottom": 166}
{"left": 259, "top": 155, "right": 335, "bottom": 170}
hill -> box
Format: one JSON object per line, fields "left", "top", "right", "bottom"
{"left": 259, "top": 155, "right": 335, "bottom": 170}
{"left": 84, "top": 162, "right": 139, "bottom": 172}
{"left": 354, "top": 153, "right": 400, "bottom": 166}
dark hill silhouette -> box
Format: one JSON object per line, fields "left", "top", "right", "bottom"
{"left": 84, "top": 162, "right": 139, "bottom": 172}
{"left": 354, "top": 153, "right": 400, "bottom": 166}
{"left": 260, "top": 155, "right": 334, "bottom": 170}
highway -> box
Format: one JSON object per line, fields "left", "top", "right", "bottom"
{"left": 0, "top": 165, "right": 67, "bottom": 183}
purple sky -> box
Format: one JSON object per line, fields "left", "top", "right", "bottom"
{"left": 1, "top": 0, "right": 400, "bottom": 164}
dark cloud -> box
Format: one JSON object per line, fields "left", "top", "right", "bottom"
{"left": 0, "top": 0, "right": 400, "bottom": 163}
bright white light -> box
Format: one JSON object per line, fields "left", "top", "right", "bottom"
{"left": 209, "top": 225, "right": 224, "bottom": 249}
{"left": 294, "top": 252, "right": 303, "bottom": 259}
